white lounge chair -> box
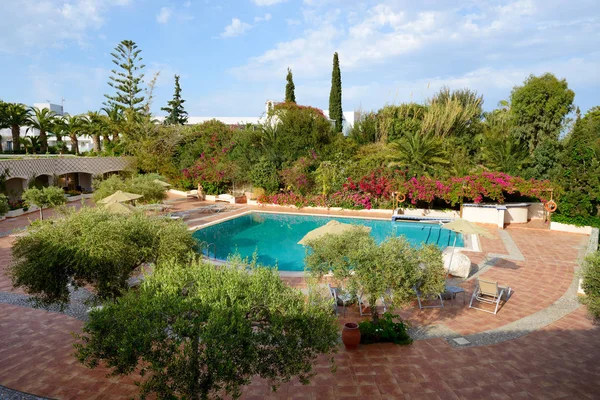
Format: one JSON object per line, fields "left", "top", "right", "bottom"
{"left": 469, "top": 278, "right": 512, "bottom": 315}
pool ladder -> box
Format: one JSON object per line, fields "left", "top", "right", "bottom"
{"left": 198, "top": 241, "right": 217, "bottom": 260}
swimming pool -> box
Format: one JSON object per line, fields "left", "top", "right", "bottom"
{"left": 192, "top": 212, "right": 464, "bottom": 271}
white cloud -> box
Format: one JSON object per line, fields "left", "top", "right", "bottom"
{"left": 254, "top": 13, "right": 272, "bottom": 23}
{"left": 0, "top": 0, "right": 131, "bottom": 53}
{"left": 220, "top": 18, "right": 253, "bottom": 38}
{"left": 225, "top": 0, "right": 600, "bottom": 114}
{"left": 183, "top": 0, "right": 192, "bottom": 6}
{"left": 252, "top": 0, "right": 288, "bottom": 6}
{"left": 231, "top": 0, "right": 600, "bottom": 80}
{"left": 156, "top": 7, "right": 173, "bottom": 24}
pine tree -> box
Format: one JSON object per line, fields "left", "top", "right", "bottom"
{"left": 162, "top": 75, "right": 189, "bottom": 125}
{"left": 104, "top": 40, "right": 146, "bottom": 113}
{"left": 285, "top": 68, "right": 296, "bottom": 103}
{"left": 328, "top": 52, "right": 343, "bottom": 133}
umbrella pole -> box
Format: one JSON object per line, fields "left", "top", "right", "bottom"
{"left": 446, "top": 235, "right": 457, "bottom": 279}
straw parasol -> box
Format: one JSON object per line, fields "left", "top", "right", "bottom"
{"left": 103, "top": 201, "right": 136, "bottom": 215}
{"left": 298, "top": 220, "right": 371, "bottom": 245}
{"left": 442, "top": 218, "right": 494, "bottom": 239}
{"left": 98, "top": 190, "right": 143, "bottom": 204}
{"left": 153, "top": 179, "right": 171, "bottom": 187}
{"left": 442, "top": 218, "right": 494, "bottom": 277}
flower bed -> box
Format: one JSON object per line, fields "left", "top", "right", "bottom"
{"left": 258, "top": 172, "right": 553, "bottom": 211}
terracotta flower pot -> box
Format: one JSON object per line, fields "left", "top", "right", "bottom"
{"left": 342, "top": 322, "right": 361, "bottom": 350}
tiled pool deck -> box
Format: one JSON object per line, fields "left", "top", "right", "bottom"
{"left": 0, "top": 199, "right": 598, "bottom": 399}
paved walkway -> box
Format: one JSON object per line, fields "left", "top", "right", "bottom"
{"left": 0, "top": 199, "right": 598, "bottom": 399}
{"left": 0, "top": 304, "right": 598, "bottom": 399}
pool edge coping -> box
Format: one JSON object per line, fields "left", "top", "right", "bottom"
{"left": 190, "top": 209, "right": 479, "bottom": 273}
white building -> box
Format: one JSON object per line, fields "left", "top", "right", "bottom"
{"left": 0, "top": 102, "right": 94, "bottom": 153}
{"left": 158, "top": 101, "right": 358, "bottom": 135}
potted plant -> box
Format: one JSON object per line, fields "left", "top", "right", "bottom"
{"left": 341, "top": 322, "right": 361, "bottom": 350}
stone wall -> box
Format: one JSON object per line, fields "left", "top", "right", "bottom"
{"left": 0, "top": 157, "right": 133, "bottom": 180}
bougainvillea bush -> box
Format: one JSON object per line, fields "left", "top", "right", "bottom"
{"left": 258, "top": 171, "right": 554, "bottom": 210}
{"left": 181, "top": 123, "right": 236, "bottom": 195}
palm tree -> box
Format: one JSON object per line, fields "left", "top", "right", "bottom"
{"left": 388, "top": 132, "right": 449, "bottom": 177}
{"left": 101, "top": 104, "right": 124, "bottom": 142}
{"left": 20, "top": 136, "right": 41, "bottom": 154}
{"left": 2, "top": 103, "right": 30, "bottom": 152}
{"left": 84, "top": 111, "right": 107, "bottom": 153}
{"left": 59, "top": 114, "right": 85, "bottom": 155}
{"left": 26, "top": 107, "right": 57, "bottom": 153}
{"left": 481, "top": 133, "right": 530, "bottom": 174}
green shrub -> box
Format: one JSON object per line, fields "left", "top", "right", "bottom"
{"left": 305, "top": 229, "right": 445, "bottom": 322}
{"left": 10, "top": 207, "right": 196, "bottom": 306}
{"left": 358, "top": 313, "right": 412, "bottom": 345}
{"left": 580, "top": 251, "right": 600, "bottom": 320}
{"left": 93, "top": 174, "right": 167, "bottom": 204}
{"left": 552, "top": 213, "right": 600, "bottom": 228}
{"left": 74, "top": 258, "right": 339, "bottom": 400}
{"left": 22, "top": 186, "right": 67, "bottom": 220}
{"left": 0, "top": 194, "right": 9, "bottom": 216}
{"left": 250, "top": 157, "right": 280, "bottom": 193}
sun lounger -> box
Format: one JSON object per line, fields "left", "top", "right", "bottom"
{"left": 468, "top": 278, "right": 512, "bottom": 315}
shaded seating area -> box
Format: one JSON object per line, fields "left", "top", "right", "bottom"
{"left": 414, "top": 286, "right": 444, "bottom": 309}
{"left": 469, "top": 278, "right": 512, "bottom": 315}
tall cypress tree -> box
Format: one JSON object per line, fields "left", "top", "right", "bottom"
{"left": 104, "top": 40, "right": 146, "bottom": 113}
{"left": 285, "top": 68, "right": 296, "bottom": 103}
{"left": 329, "top": 52, "right": 343, "bottom": 133}
{"left": 161, "top": 75, "right": 188, "bottom": 125}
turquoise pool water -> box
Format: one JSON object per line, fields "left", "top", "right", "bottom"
{"left": 193, "top": 212, "right": 464, "bottom": 271}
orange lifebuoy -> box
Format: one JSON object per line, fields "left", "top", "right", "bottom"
{"left": 544, "top": 200, "right": 557, "bottom": 213}
{"left": 398, "top": 193, "right": 406, "bottom": 203}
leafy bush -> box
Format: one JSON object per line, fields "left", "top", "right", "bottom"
{"left": 580, "top": 252, "right": 600, "bottom": 320}
{"left": 0, "top": 194, "right": 9, "bottom": 216}
{"left": 359, "top": 313, "right": 412, "bottom": 345}
{"left": 305, "top": 229, "right": 446, "bottom": 322}
{"left": 8, "top": 199, "right": 26, "bottom": 211}
{"left": 280, "top": 157, "right": 316, "bottom": 194}
{"left": 74, "top": 258, "right": 339, "bottom": 400}
{"left": 10, "top": 207, "right": 196, "bottom": 306}
{"left": 22, "top": 186, "right": 67, "bottom": 219}
{"left": 552, "top": 213, "right": 600, "bottom": 228}
{"left": 557, "top": 107, "right": 600, "bottom": 219}
{"left": 250, "top": 157, "right": 280, "bottom": 193}
{"left": 92, "top": 174, "right": 167, "bottom": 204}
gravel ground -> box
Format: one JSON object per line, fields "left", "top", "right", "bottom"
{"left": 0, "top": 286, "right": 95, "bottom": 322}
{"left": 0, "top": 386, "right": 47, "bottom": 400}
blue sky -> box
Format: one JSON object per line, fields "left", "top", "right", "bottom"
{"left": 0, "top": 0, "right": 598, "bottom": 117}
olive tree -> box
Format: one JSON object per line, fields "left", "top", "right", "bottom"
{"left": 75, "top": 258, "right": 339, "bottom": 400}
{"left": 10, "top": 207, "right": 196, "bottom": 306}
{"left": 305, "top": 228, "right": 445, "bottom": 322}
{"left": 21, "top": 186, "right": 67, "bottom": 220}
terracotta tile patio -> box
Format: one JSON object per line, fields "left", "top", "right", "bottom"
{"left": 0, "top": 303, "right": 598, "bottom": 399}
{"left": 0, "top": 199, "right": 597, "bottom": 399}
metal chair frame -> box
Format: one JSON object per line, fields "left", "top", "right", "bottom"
{"left": 414, "top": 286, "right": 444, "bottom": 309}
{"left": 468, "top": 279, "right": 511, "bottom": 315}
